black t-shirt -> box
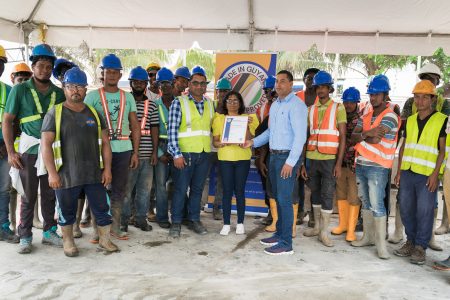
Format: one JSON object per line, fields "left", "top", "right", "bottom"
{"left": 42, "top": 105, "right": 107, "bottom": 188}
{"left": 403, "top": 111, "right": 447, "bottom": 147}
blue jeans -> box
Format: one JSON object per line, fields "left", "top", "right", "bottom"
{"left": 0, "top": 156, "right": 11, "bottom": 225}
{"left": 155, "top": 159, "right": 174, "bottom": 223}
{"left": 219, "top": 160, "right": 250, "bottom": 225}
{"left": 171, "top": 152, "right": 210, "bottom": 223}
{"left": 355, "top": 164, "right": 389, "bottom": 217}
{"left": 269, "top": 152, "right": 300, "bottom": 248}
{"left": 123, "top": 159, "right": 154, "bottom": 221}
{"left": 399, "top": 170, "right": 436, "bottom": 249}
{"left": 55, "top": 183, "right": 112, "bottom": 226}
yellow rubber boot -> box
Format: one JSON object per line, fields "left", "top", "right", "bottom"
{"left": 332, "top": 200, "right": 349, "bottom": 235}
{"left": 346, "top": 204, "right": 360, "bottom": 242}
{"left": 292, "top": 204, "right": 299, "bottom": 238}
{"left": 265, "top": 199, "right": 278, "bottom": 232}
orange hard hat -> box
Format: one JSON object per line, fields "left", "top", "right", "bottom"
{"left": 412, "top": 80, "right": 437, "bottom": 96}
{"left": 12, "top": 62, "right": 32, "bottom": 74}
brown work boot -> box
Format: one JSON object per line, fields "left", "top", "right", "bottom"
{"left": 410, "top": 245, "right": 426, "bottom": 265}
{"left": 61, "top": 225, "right": 79, "bottom": 257}
{"left": 394, "top": 240, "right": 415, "bottom": 257}
{"left": 318, "top": 211, "right": 334, "bottom": 247}
{"left": 304, "top": 206, "right": 321, "bottom": 237}
{"left": 98, "top": 225, "right": 119, "bottom": 253}
{"left": 147, "top": 210, "right": 157, "bottom": 223}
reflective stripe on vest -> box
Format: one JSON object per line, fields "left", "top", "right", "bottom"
{"left": 0, "top": 82, "right": 6, "bottom": 123}
{"left": 178, "top": 95, "right": 213, "bottom": 153}
{"left": 53, "top": 103, "right": 104, "bottom": 172}
{"left": 401, "top": 112, "right": 447, "bottom": 176}
{"left": 307, "top": 101, "right": 340, "bottom": 154}
{"left": 20, "top": 89, "right": 56, "bottom": 124}
{"left": 140, "top": 99, "right": 151, "bottom": 136}
{"left": 354, "top": 108, "right": 399, "bottom": 168}
{"left": 98, "top": 88, "right": 128, "bottom": 140}
{"left": 158, "top": 103, "right": 168, "bottom": 139}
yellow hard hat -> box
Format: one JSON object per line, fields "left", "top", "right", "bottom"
{"left": 412, "top": 80, "right": 437, "bottom": 96}
{"left": 0, "top": 45, "right": 7, "bottom": 63}
{"left": 146, "top": 62, "right": 161, "bottom": 72}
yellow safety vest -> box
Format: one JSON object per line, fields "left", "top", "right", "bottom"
{"left": 178, "top": 95, "right": 213, "bottom": 153}
{"left": 158, "top": 104, "right": 168, "bottom": 139}
{"left": 401, "top": 112, "right": 448, "bottom": 176}
{"left": 0, "top": 82, "right": 6, "bottom": 123}
{"left": 20, "top": 89, "right": 56, "bottom": 124}
{"left": 53, "top": 103, "right": 104, "bottom": 172}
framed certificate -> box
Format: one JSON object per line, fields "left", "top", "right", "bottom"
{"left": 221, "top": 116, "right": 248, "bottom": 144}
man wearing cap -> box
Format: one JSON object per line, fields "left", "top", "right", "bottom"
{"left": 173, "top": 66, "right": 190, "bottom": 97}
{"left": 121, "top": 66, "right": 159, "bottom": 232}
{"left": 11, "top": 63, "right": 33, "bottom": 85}
{"left": 146, "top": 62, "right": 162, "bottom": 101}
{"left": 2, "top": 44, "right": 66, "bottom": 253}
{"left": 0, "top": 45, "right": 19, "bottom": 243}
{"left": 85, "top": 54, "right": 140, "bottom": 241}
{"left": 167, "top": 65, "right": 214, "bottom": 237}
{"left": 40, "top": 67, "right": 118, "bottom": 256}
{"left": 301, "top": 70, "right": 346, "bottom": 248}
{"left": 351, "top": 75, "right": 400, "bottom": 259}
{"left": 394, "top": 80, "right": 447, "bottom": 265}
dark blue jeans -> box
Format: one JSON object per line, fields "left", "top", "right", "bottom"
{"left": 55, "top": 183, "right": 112, "bottom": 226}
{"left": 269, "top": 152, "right": 300, "bottom": 248}
{"left": 399, "top": 170, "right": 435, "bottom": 249}
{"left": 171, "top": 152, "right": 210, "bottom": 223}
{"left": 219, "top": 160, "right": 250, "bottom": 225}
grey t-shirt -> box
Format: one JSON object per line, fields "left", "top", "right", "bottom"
{"left": 42, "top": 104, "right": 107, "bottom": 189}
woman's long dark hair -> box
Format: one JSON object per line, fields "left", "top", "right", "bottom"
{"left": 221, "top": 90, "right": 246, "bottom": 115}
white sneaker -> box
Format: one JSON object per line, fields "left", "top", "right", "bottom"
{"left": 236, "top": 223, "right": 245, "bottom": 235}
{"left": 220, "top": 225, "right": 230, "bottom": 236}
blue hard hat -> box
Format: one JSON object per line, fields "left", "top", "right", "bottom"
{"left": 312, "top": 70, "right": 334, "bottom": 86}
{"left": 174, "top": 66, "right": 191, "bottom": 80}
{"left": 342, "top": 87, "right": 361, "bottom": 103}
{"left": 216, "top": 78, "right": 232, "bottom": 90}
{"left": 128, "top": 66, "right": 149, "bottom": 81}
{"left": 264, "top": 75, "right": 276, "bottom": 89}
{"left": 101, "top": 54, "right": 122, "bottom": 70}
{"left": 63, "top": 67, "right": 88, "bottom": 86}
{"left": 156, "top": 67, "right": 174, "bottom": 82}
{"left": 191, "top": 65, "right": 206, "bottom": 78}
{"left": 367, "top": 74, "right": 390, "bottom": 94}
{"left": 53, "top": 58, "right": 76, "bottom": 79}
{"left": 29, "top": 44, "right": 56, "bottom": 61}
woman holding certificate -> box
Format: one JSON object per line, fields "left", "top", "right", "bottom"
{"left": 212, "top": 91, "right": 259, "bottom": 235}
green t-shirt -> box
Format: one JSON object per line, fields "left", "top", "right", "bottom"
{"left": 5, "top": 78, "right": 65, "bottom": 154}
{"left": 84, "top": 89, "right": 137, "bottom": 153}
{"left": 0, "top": 81, "right": 12, "bottom": 141}
{"left": 306, "top": 99, "right": 347, "bottom": 160}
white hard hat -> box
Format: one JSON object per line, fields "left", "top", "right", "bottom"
{"left": 418, "top": 63, "right": 442, "bottom": 78}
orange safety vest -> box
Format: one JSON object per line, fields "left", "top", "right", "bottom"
{"left": 354, "top": 107, "right": 399, "bottom": 168}
{"left": 307, "top": 100, "right": 340, "bottom": 155}
{"left": 98, "top": 88, "right": 129, "bottom": 140}
{"left": 139, "top": 99, "right": 151, "bottom": 136}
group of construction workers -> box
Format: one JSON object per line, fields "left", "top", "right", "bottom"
{"left": 0, "top": 43, "right": 449, "bottom": 269}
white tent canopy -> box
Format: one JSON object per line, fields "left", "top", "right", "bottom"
{"left": 1, "top": 0, "right": 449, "bottom": 55}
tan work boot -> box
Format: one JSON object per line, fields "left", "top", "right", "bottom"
{"left": 435, "top": 205, "right": 449, "bottom": 235}
{"left": 304, "top": 206, "right": 321, "bottom": 237}
{"left": 346, "top": 204, "right": 360, "bottom": 242}
{"left": 318, "top": 211, "right": 334, "bottom": 247}
{"left": 111, "top": 206, "right": 128, "bottom": 240}
{"left": 374, "top": 216, "right": 390, "bottom": 259}
{"left": 394, "top": 240, "right": 414, "bottom": 257}
{"left": 73, "top": 198, "right": 84, "bottom": 238}
{"left": 61, "top": 225, "right": 79, "bottom": 257}
{"left": 428, "top": 208, "right": 442, "bottom": 251}
{"left": 332, "top": 200, "right": 349, "bottom": 235}
{"left": 89, "top": 211, "right": 99, "bottom": 244}
{"left": 351, "top": 210, "right": 375, "bottom": 247}
{"left": 292, "top": 204, "right": 298, "bottom": 238}
{"left": 265, "top": 199, "right": 278, "bottom": 232}
{"left": 98, "top": 225, "right": 119, "bottom": 252}
{"left": 410, "top": 245, "right": 426, "bottom": 265}
{"left": 388, "top": 203, "right": 404, "bottom": 244}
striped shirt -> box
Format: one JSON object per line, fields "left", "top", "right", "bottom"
{"left": 355, "top": 111, "right": 398, "bottom": 167}
{"left": 135, "top": 95, "right": 159, "bottom": 159}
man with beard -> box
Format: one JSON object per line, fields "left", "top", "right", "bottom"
{"left": 122, "top": 66, "right": 159, "bottom": 232}
{"left": 2, "top": 44, "right": 65, "bottom": 253}
{"left": 85, "top": 54, "right": 140, "bottom": 241}
{"left": 41, "top": 67, "right": 118, "bottom": 256}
